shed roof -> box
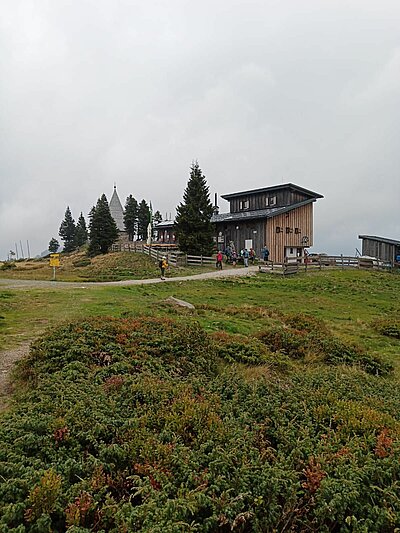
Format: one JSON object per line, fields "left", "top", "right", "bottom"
{"left": 359, "top": 235, "right": 400, "bottom": 246}
{"left": 211, "top": 198, "right": 315, "bottom": 223}
{"left": 155, "top": 220, "right": 175, "bottom": 228}
{"left": 221, "top": 182, "right": 323, "bottom": 201}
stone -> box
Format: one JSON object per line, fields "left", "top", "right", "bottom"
{"left": 165, "top": 296, "right": 195, "bottom": 310}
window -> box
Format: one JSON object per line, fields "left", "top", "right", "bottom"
{"left": 239, "top": 199, "right": 249, "bottom": 210}
{"left": 276, "top": 226, "right": 282, "bottom": 233}
{"left": 267, "top": 196, "right": 277, "bottom": 206}
{"left": 295, "top": 228, "right": 301, "bottom": 234}
{"left": 285, "top": 227, "right": 293, "bottom": 234}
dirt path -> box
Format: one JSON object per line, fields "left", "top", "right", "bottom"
{"left": 0, "top": 266, "right": 259, "bottom": 409}
{"left": 0, "top": 265, "right": 259, "bottom": 290}
{"left": 0, "top": 342, "right": 30, "bottom": 411}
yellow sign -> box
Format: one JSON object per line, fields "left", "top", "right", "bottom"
{"left": 49, "top": 254, "right": 60, "bottom": 267}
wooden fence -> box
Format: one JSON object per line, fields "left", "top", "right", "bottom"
{"left": 111, "top": 242, "right": 215, "bottom": 267}
{"left": 259, "top": 254, "right": 397, "bottom": 275}
{"left": 112, "top": 244, "right": 399, "bottom": 273}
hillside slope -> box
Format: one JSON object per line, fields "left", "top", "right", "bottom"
{"left": 0, "top": 251, "right": 214, "bottom": 282}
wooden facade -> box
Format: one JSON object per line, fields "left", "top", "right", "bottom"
{"left": 359, "top": 235, "right": 400, "bottom": 263}
{"left": 266, "top": 203, "right": 314, "bottom": 263}
{"left": 212, "top": 183, "right": 323, "bottom": 260}
{"left": 216, "top": 219, "right": 266, "bottom": 257}
{"left": 226, "top": 186, "right": 311, "bottom": 214}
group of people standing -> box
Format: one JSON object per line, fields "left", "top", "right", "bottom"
{"left": 216, "top": 243, "right": 269, "bottom": 269}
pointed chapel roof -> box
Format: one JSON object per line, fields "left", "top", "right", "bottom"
{"left": 109, "top": 185, "right": 125, "bottom": 231}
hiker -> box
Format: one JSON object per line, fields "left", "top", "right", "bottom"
{"left": 249, "top": 248, "right": 256, "bottom": 264}
{"left": 262, "top": 246, "right": 270, "bottom": 263}
{"left": 243, "top": 248, "right": 249, "bottom": 267}
{"left": 216, "top": 250, "right": 223, "bottom": 270}
{"left": 232, "top": 250, "right": 238, "bottom": 267}
{"left": 159, "top": 256, "right": 169, "bottom": 280}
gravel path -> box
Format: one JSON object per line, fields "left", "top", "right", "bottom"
{"left": 0, "top": 266, "right": 259, "bottom": 409}
{"left": 0, "top": 265, "right": 259, "bottom": 290}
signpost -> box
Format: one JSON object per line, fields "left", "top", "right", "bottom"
{"left": 49, "top": 253, "right": 60, "bottom": 280}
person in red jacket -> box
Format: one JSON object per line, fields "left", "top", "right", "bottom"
{"left": 216, "top": 250, "right": 223, "bottom": 270}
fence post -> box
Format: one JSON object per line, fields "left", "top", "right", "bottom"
{"left": 201, "top": 255, "right": 203, "bottom": 265}
{"left": 341, "top": 254, "right": 344, "bottom": 269}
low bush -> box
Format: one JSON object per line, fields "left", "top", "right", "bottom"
{"left": 372, "top": 318, "right": 400, "bottom": 340}
{"left": 1, "top": 316, "right": 399, "bottom": 531}
{"left": 257, "top": 313, "right": 393, "bottom": 376}
{"left": 72, "top": 258, "right": 91, "bottom": 268}
{"left": 212, "top": 331, "right": 271, "bottom": 365}
{"left": 17, "top": 316, "right": 217, "bottom": 384}
{"left": 0, "top": 262, "right": 16, "bottom": 271}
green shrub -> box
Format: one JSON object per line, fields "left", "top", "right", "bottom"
{"left": 2, "top": 316, "right": 400, "bottom": 532}
{"left": 372, "top": 318, "right": 400, "bottom": 339}
{"left": 257, "top": 326, "right": 308, "bottom": 359}
{"left": 72, "top": 258, "right": 91, "bottom": 268}
{"left": 0, "top": 262, "right": 16, "bottom": 271}
{"left": 17, "top": 316, "right": 217, "bottom": 384}
{"left": 256, "top": 313, "right": 393, "bottom": 376}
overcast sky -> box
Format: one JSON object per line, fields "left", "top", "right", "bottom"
{"left": 1, "top": 0, "right": 399, "bottom": 259}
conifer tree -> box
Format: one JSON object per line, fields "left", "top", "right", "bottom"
{"left": 123, "top": 195, "right": 138, "bottom": 241}
{"left": 48, "top": 238, "right": 60, "bottom": 254}
{"left": 137, "top": 199, "right": 151, "bottom": 241}
{"left": 88, "top": 194, "right": 118, "bottom": 256}
{"left": 59, "top": 206, "right": 76, "bottom": 253}
{"left": 174, "top": 162, "right": 215, "bottom": 255}
{"left": 153, "top": 210, "right": 163, "bottom": 225}
{"left": 75, "top": 213, "right": 88, "bottom": 247}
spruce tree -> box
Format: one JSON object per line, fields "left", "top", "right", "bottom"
{"left": 123, "top": 195, "right": 138, "bottom": 241}
{"left": 48, "top": 238, "right": 60, "bottom": 254}
{"left": 153, "top": 210, "right": 163, "bottom": 225}
{"left": 88, "top": 194, "right": 119, "bottom": 256}
{"left": 137, "top": 200, "right": 150, "bottom": 241}
{"left": 75, "top": 213, "right": 88, "bottom": 247}
{"left": 174, "top": 162, "right": 215, "bottom": 255}
{"left": 59, "top": 206, "right": 76, "bottom": 253}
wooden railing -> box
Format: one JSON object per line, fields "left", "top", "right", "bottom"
{"left": 111, "top": 242, "right": 214, "bottom": 267}
{"left": 259, "top": 254, "right": 398, "bottom": 275}
{"left": 112, "top": 244, "right": 399, "bottom": 273}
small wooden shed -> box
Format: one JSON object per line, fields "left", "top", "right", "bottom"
{"left": 359, "top": 235, "right": 400, "bottom": 263}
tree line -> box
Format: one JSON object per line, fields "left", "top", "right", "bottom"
{"left": 50, "top": 195, "right": 162, "bottom": 257}
{"left": 49, "top": 161, "right": 216, "bottom": 257}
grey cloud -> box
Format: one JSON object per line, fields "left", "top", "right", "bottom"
{"left": 1, "top": 0, "right": 400, "bottom": 258}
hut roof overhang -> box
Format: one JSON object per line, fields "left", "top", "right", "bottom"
{"left": 220, "top": 183, "right": 323, "bottom": 201}
{"left": 211, "top": 198, "right": 316, "bottom": 224}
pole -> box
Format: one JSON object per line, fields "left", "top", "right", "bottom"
{"left": 15, "top": 243, "right": 18, "bottom": 260}
{"left": 27, "top": 240, "right": 30, "bottom": 259}
{"left": 53, "top": 266, "right": 56, "bottom": 281}
{"left": 20, "top": 240, "right": 24, "bottom": 259}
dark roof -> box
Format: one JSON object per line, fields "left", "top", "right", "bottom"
{"left": 221, "top": 182, "right": 323, "bottom": 201}
{"left": 211, "top": 198, "right": 315, "bottom": 223}
{"left": 359, "top": 235, "right": 400, "bottom": 246}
